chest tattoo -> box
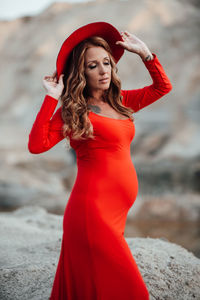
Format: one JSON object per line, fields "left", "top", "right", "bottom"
{"left": 88, "top": 104, "right": 102, "bottom": 114}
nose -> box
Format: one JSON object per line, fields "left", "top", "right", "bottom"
{"left": 99, "top": 63, "right": 107, "bottom": 74}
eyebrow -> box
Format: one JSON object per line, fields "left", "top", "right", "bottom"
{"left": 87, "top": 56, "right": 110, "bottom": 64}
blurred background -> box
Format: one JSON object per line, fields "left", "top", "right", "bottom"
{"left": 0, "top": 0, "right": 199, "bottom": 258}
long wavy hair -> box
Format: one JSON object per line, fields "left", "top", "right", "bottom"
{"left": 56, "top": 36, "right": 135, "bottom": 141}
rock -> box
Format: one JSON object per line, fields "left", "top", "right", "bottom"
{"left": 0, "top": 206, "right": 62, "bottom": 300}
{"left": 0, "top": 154, "right": 76, "bottom": 214}
{"left": 0, "top": 206, "right": 199, "bottom": 300}
{"left": 134, "top": 156, "right": 200, "bottom": 195}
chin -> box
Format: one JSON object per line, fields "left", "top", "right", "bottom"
{"left": 103, "top": 86, "right": 110, "bottom": 91}
{"left": 102, "top": 84, "right": 110, "bottom": 90}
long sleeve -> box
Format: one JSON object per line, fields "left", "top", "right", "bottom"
{"left": 121, "top": 53, "right": 173, "bottom": 112}
{"left": 28, "top": 95, "right": 65, "bottom": 154}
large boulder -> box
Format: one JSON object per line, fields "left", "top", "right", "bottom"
{"left": 0, "top": 206, "right": 199, "bottom": 300}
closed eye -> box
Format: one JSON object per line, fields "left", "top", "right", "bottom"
{"left": 88, "top": 61, "right": 110, "bottom": 69}
{"left": 88, "top": 65, "right": 96, "bottom": 69}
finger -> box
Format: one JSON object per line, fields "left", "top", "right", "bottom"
{"left": 116, "top": 41, "right": 122, "bottom": 45}
{"left": 58, "top": 74, "right": 64, "bottom": 84}
{"left": 44, "top": 76, "right": 52, "bottom": 81}
{"left": 59, "top": 74, "right": 64, "bottom": 80}
{"left": 52, "top": 71, "right": 58, "bottom": 82}
{"left": 116, "top": 41, "right": 126, "bottom": 48}
{"left": 124, "top": 31, "right": 131, "bottom": 36}
{"left": 52, "top": 70, "right": 57, "bottom": 76}
{"left": 120, "top": 31, "right": 126, "bottom": 37}
{"left": 120, "top": 32, "right": 129, "bottom": 40}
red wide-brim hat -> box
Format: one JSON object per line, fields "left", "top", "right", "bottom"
{"left": 56, "top": 21, "right": 124, "bottom": 80}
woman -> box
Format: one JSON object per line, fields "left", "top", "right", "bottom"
{"left": 28, "top": 22, "right": 172, "bottom": 300}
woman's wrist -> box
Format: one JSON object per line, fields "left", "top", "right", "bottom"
{"left": 139, "top": 51, "right": 154, "bottom": 61}
{"left": 46, "top": 93, "right": 60, "bottom": 100}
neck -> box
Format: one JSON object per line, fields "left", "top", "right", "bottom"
{"left": 88, "top": 91, "right": 107, "bottom": 104}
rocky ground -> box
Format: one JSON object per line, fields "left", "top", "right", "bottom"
{"left": 0, "top": 206, "right": 199, "bottom": 300}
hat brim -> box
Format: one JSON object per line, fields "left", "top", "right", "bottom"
{"left": 56, "top": 22, "right": 124, "bottom": 79}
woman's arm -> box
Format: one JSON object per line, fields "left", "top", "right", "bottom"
{"left": 28, "top": 95, "right": 65, "bottom": 154}
{"left": 121, "top": 53, "right": 173, "bottom": 112}
{"left": 116, "top": 31, "right": 173, "bottom": 112}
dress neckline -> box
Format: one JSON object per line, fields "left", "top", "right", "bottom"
{"left": 89, "top": 111, "right": 131, "bottom": 121}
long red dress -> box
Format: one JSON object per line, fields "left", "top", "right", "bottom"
{"left": 28, "top": 53, "right": 172, "bottom": 300}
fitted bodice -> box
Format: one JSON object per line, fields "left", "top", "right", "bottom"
{"left": 69, "top": 111, "right": 135, "bottom": 166}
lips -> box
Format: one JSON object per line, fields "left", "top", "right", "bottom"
{"left": 99, "top": 78, "right": 109, "bottom": 83}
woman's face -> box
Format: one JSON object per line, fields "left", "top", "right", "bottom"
{"left": 84, "top": 46, "right": 112, "bottom": 94}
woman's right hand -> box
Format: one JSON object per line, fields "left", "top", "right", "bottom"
{"left": 42, "top": 71, "right": 64, "bottom": 100}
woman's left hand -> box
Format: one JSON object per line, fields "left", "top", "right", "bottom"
{"left": 116, "top": 31, "right": 153, "bottom": 60}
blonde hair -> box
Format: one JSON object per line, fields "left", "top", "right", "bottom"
{"left": 59, "top": 36, "right": 134, "bottom": 142}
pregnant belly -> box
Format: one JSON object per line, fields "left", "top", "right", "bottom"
{"left": 64, "top": 157, "right": 138, "bottom": 237}
{"left": 89, "top": 159, "right": 138, "bottom": 235}
{"left": 77, "top": 157, "right": 139, "bottom": 212}
{"left": 76, "top": 157, "right": 138, "bottom": 204}
{"left": 99, "top": 159, "right": 139, "bottom": 208}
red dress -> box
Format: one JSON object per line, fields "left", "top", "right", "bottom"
{"left": 28, "top": 53, "right": 172, "bottom": 300}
